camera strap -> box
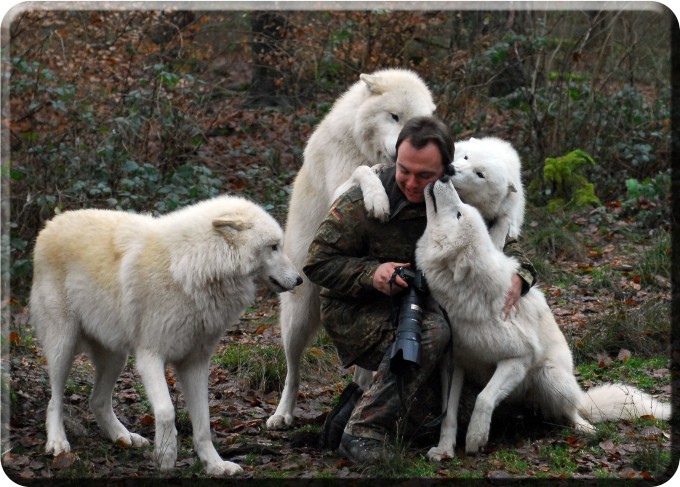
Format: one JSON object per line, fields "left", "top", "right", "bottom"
{"left": 421, "top": 305, "right": 455, "bottom": 429}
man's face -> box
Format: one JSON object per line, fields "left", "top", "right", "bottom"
{"left": 395, "top": 139, "right": 445, "bottom": 203}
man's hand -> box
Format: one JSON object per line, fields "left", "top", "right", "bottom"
{"left": 503, "top": 274, "right": 523, "bottom": 319}
{"left": 373, "top": 262, "right": 410, "bottom": 295}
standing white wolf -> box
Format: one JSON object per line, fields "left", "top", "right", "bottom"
{"left": 416, "top": 178, "right": 670, "bottom": 460}
{"left": 30, "top": 196, "right": 302, "bottom": 476}
{"left": 267, "top": 69, "right": 436, "bottom": 429}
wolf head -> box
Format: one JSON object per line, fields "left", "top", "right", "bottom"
{"left": 165, "top": 196, "right": 302, "bottom": 294}
{"left": 451, "top": 137, "right": 523, "bottom": 222}
{"left": 211, "top": 209, "right": 303, "bottom": 294}
{"left": 353, "top": 69, "right": 436, "bottom": 165}
{"left": 417, "top": 177, "right": 495, "bottom": 270}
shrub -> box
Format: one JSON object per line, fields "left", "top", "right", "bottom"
{"left": 528, "top": 149, "right": 602, "bottom": 212}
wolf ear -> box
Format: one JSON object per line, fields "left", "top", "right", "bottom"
{"left": 508, "top": 182, "right": 518, "bottom": 193}
{"left": 212, "top": 217, "right": 253, "bottom": 233}
{"left": 360, "top": 73, "right": 384, "bottom": 95}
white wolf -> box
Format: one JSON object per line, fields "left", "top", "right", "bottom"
{"left": 267, "top": 69, "right": 436, "bottom": 429}
{"left": 30, "top": 196, "right": 302, "bottom": 476}
{"left": 451, "top": 136, "right": 524, "bottom": 249}
{"left": 416, "top": 178, "right": 670, "bottom": 460}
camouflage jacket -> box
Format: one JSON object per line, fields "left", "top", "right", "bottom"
{"left": 303, "top": 167, "right": 537, "bottom": 302}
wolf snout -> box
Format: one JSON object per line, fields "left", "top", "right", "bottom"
{"left": 269, "top": 274, "right": 303, "bottom": 293}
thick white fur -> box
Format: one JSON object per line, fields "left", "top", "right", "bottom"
{"left": 451, "top": 137, "right": 524, "bottom": 249}
{"left": 30, "top": 196, "right": 301, "bottom": 476}
{"left": 416, "top": 179, "right": 670, "bottom": 460}
{"left": 267, "top": 69, "right": 436, "bottom": 429}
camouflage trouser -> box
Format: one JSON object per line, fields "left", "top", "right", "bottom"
{"left": 321, "top": 299, "right": 451, "bottom": 442}
{"left": 320, "top": 297, "right": 396, "bottom": 371}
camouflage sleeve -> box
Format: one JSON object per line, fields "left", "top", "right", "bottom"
{"left": 303, "top": 192, "right": 381, "bottom": 299}
{"left": 503, "top": 235, "right": 537, "bottom": 295}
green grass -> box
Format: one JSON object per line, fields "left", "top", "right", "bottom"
{"left": 635, "top": 230, "right": 671, "bottom": 286}
{"left": 212, "top": 335, "right": 340, "bottom": 393}
{"left": 572, "top": 301, "right": 670, "bottom": 363}
{"left": 577, "top": 356, "right": 669, "bottom": 391}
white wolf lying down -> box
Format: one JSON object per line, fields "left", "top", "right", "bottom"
{"left": 356, "top": 136, "right": 525, "bottom": 251}
{"left": 416, "top": 178, "right": 670, "bottom": 459}
{"left": 30, "top": 196, "right": 302, "bottom": 476}
{"left": 268, "top": 68, "right": 436, "bottom": 429}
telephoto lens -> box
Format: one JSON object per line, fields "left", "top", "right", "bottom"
{"left": 389, "top": 267, "right": 427, "bottom": 374}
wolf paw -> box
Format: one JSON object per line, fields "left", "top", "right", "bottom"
{"left": 155, "top": 445, "right": 178, "bottom": 471}
{"left": 266, "top": 413, "right": 293, "bottom": 430}
{"left": 364, "top": 193, "right": 390, "bottom": 221}
{"left": 371, "top": 163, "right": 391, "bottom": 174}
{"left": 574, "top": 420, "right": 597, "bottom": 434}
{"left": 46, "top": 438, "right": 71, "bottom": 456}
{"left": 206, "top": 460, "right": 243, "bottom": 476}
{"left": 465, "top": 429, "right": 489, "bottom": 455}
{"left": 427, "top": 446, "right": 454, "bottom": 462}
{"left": 116, "top": 432, "right": 150, "bottom": 448}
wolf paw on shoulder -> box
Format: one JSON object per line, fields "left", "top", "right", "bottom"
{"left": 363, "top": 187, "right": 390, "bottom": 221}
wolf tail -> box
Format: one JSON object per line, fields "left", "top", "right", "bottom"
{"left": 578, "top": 383, "right": 670, "bottom": 423}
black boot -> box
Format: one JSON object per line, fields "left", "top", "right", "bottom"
{"left": 320, "top": 381, "right": 364, "bottom": 450}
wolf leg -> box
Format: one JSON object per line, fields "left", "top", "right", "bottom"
{"left": 88, "top": 342, "right": 149, "bottom": 448}
{"left": 135, "top": 350, "right": 177, "bottom": 471}
{"left": 466, "top": 358, "right": 529, "bottom": 454}
{"left": 428, "top": 362, "right": 464, "bottom": 461}
{"left": 43, "top": 330, "right": 77, "bottom": 456}
{"left": 176, "top": 357, "right": 243, "bottom": 476}
{"left": 267, "top": 285, "right": 321, "bottom": 429}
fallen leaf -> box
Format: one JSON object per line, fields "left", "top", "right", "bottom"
{"left": 51, "top": 452, "right": 78, "bottom": 470}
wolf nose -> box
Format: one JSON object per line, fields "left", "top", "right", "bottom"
{"left": 295, "top": 276, "right": 303, "bottom": 287}
{"left": 439, "top": 175, "right": 451, "bottom": 184}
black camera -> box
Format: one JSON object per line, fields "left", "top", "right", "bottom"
{"left": 389, "top": 266, "right": 428, "bottom": 374}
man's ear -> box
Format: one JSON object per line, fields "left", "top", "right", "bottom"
{"left": 212, "top": 217, "right": 253, "bottom": 232}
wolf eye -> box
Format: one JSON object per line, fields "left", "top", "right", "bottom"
{"left": 271, "top": 244, "right": 279, "bottom": 252}
{"left": 476, "top": 171, "right": 485, "bottom": 178}
{"left": 457, "top": 211, "right": 462, "bottom": 219}
{"left": 464, "top": 155, "right": 468, "bottom": 160}
{"left": 391, "top": 113, "right": 399, "bottom": 122}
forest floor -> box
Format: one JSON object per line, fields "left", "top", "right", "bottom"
{"left": 3, "top": 195, "right": 674, "bottom": 483}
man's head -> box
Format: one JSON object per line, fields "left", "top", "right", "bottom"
{"left": 394, "top": 116, "right": 454, "bottom": 203}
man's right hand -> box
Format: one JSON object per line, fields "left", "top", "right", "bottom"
{"left": 373, "top": 262, "right": 411, "bottom": 295}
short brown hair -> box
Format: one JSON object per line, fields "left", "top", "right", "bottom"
{"left": 395, "top": 116, "right": 454, "bottom": 175}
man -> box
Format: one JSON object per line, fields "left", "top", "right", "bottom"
{"left": 303, "top": 116, "right": 536, "bottom": 463}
